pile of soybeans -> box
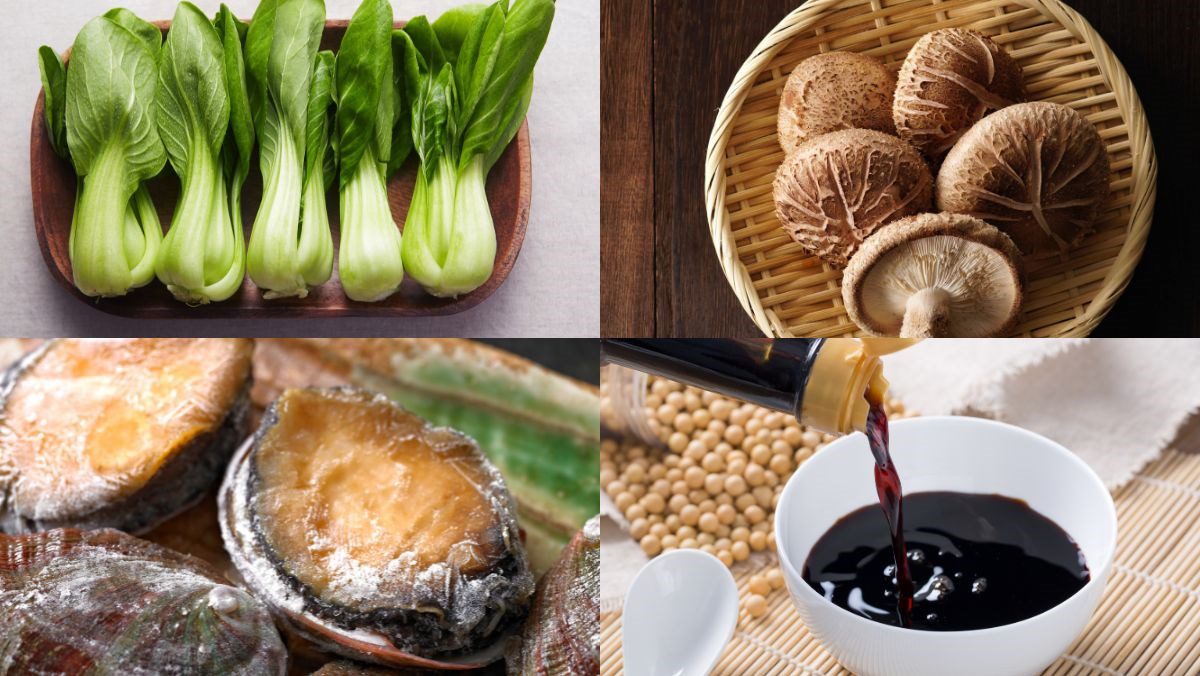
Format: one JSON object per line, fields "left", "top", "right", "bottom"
{"left": 601, "top": 373, "right": 915, "bottom": 618}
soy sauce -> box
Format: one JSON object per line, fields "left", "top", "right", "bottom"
{"left": 802, "top": 491, "right": 1090, "bottom": 630}
{"left": 864, "top": 394, "right": 913, "bottom": 626}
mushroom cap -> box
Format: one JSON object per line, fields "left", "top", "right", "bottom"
{"left": 894, "top": 28, "right": 1026, "bottom": 158}
{"left": 773, "top": 129, "right": 933, "bottom": 267}
{"left": 777, "top": 52, "right": 897, "bottom": 156}
{"left": 842, "top": 212, "right": 1025, "bottom": 337}
{"left": 936, "top": 101, "right": 1111, "bottom": 255}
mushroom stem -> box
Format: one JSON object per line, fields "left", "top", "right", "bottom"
{"left": 901, "top": 288, "right": 953, "bottom": 338}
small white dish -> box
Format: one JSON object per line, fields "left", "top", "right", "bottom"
{"left": 622, "top": 549, "right": 739, "bottom": 676}
{"left": 775, "top": 416, "right": 1117, "bottom": 676}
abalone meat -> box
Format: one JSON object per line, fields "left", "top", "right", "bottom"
{"left": 220, "top": 387, "right": 534, "bottom": 666}
{"left": 0, "top": 528, "right": 287, "bottom": 674}
{"left": 0, "top": 338, "right": 254, "bottom": 534}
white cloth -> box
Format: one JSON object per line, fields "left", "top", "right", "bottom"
{"left": 601, "top": 339, "right": 1200, "bottom": 605}
{"left": 883, "top": 339, "right": 1200, "bottom": 490}
{"left": 0, "top": 0, "right": 598, "bottom": 337}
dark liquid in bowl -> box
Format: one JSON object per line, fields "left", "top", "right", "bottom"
{"left": 802, "top": 491, "right": 1090, "bottom": 630}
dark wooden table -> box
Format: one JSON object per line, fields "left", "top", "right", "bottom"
{"left": 601, "top": 0, "right": 1200, "bottom": 337}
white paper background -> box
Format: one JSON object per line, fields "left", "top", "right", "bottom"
{"left": 0, "top": 0, "right": 598, "bottom": 337}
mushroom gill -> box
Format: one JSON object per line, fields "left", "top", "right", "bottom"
{"left": 842, "top": 213, "right": 1025, "bottom": 338}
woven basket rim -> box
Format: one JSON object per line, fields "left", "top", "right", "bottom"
{"left": 704, "top": 0, "right": 1158, "bottom": 338}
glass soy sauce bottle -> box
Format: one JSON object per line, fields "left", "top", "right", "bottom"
{"left": 601, "top": 338, "right": 903, "bottom": 435}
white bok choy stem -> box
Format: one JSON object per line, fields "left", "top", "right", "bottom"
{"left": 339, "top": 144, "right": 404, "bottom": 302}
{"left": 400, "top": 0, "right": 554, "bottom": 298}
{"left": 153, "top": 2, "right": 244, "bottom": 305}
{"left": 335, "top": 0, "right": 407, "bottom": 302}
{"left": 60, "top": 15, "right": 166, "bottom": 297}
{"left": 244, "top": 0, "right": 332, "bottom": 300}
{"left": 247, "top": 126, "right": 308, "bottom": 297}
{"left": 403, "top": 153, "right": 495, "bottom": 298}
{"left": 155, "top": 138, "right": 243, "bottom": 304}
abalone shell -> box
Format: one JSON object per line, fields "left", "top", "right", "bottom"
{"left": 506, "top": 517, "right": 600, "bottom": 675}
{"left": 220, "top": 387, "right": 534, "bottom": 666}
{"left": 0, "top": 528, "right": 287, "bottom": 674}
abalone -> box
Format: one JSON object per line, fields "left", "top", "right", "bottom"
{"left": 0, "top": 528, "right": 287, "bottom": 675}
{"left": 220, "top": 387, "right": 534, "bottom": 667}
{"left": 507, "top": 516, "right": 600, "bottom": 675}
{"left": 0, "top": 338, "right": 254, "bottom": 534}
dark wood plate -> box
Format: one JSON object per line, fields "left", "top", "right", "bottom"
{"left": 30, "top": 20, "right": 531, "bottom": 319}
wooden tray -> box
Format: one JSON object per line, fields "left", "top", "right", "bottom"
{"left": 704, "top": 0, "right": 1157, "bottom": 337}
{"left": 30, "top": 20, "right": 531, "bottom": 319}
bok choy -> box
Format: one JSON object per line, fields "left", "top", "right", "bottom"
{"left": 153, "top": 2, "right": 246, "bottom": 304}
{"left": 334, "top": 0, "right": 408, "bottom": 302}
{"left": 400, "top": 0, "right": 554, "bottom": 298}
{"left": 44, "top": 13, "right": 167, "bottom": 298}
{"left": 244, "top": 0, "right": 334, "bottom": 299}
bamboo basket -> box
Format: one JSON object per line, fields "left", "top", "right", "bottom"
{"left": 704, "top": 0, "right": 1157, "bottom": 338}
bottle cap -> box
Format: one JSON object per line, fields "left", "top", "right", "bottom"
{"left": 801, "top": 339, "right": 900, "bottom": 434}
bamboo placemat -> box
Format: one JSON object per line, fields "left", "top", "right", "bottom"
{"left": 704, "top": 0, "right": 1157, "bottom": 338}
{"left": 600, "top": 448, "right": 1200, "bottom": 675}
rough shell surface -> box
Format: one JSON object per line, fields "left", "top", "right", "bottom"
{"left": 894, "top": 28, "right": 1026, "bottom": 159}
{"left": 773, "top": 129, "right": 933, "bottom": 267}
{"left": 0, "top": 528, "right": 287, "bottom": 675}
{"left": 506, "top": 516, "right": 600, "bottom": 676}
{"left": 843, "top": 212, "right": 1025, "bottom": 337}
{"left": 777, "top": 52, "right": 897, "bottom": 156}
{"left": 220, "top": 387, "right": 534, "bottom": 664}
{"left": 0, "top": 338, "right": 254, "bottom": 535}
{"left": 937, "top": 102, "right": 1111, "bottom": 255}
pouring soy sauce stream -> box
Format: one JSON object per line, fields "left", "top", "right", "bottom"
{"left": 865, "top": 390, "right": 913, "bottom": 626}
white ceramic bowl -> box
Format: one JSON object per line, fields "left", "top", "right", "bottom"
{"left": 775, "top": 416, "right": 1117, "bottom": 676}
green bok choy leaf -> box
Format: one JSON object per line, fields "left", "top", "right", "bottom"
{"left": 52, "top": 14, "right": 166, "bottom": 298}
{"left": 401, "top": 0, "right": 554, "bottom": 298}
{"left": 153, "top": 2, "right": 245, "bottom": 305}
{"left": 245, "top": 0, "right": 333, "bottom": 300}
{"left": 334, "top": 0, "right": 407, "bottom": 302}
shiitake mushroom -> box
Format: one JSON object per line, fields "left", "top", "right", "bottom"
{"left": 842, "top": 213, "right": 1025, "bottom": 337}
{"left": 773, "top": 129, "right": 933, "bottom": 267}
{"left": 777, "top": 52, "right": 897, "bottom": 156}
{"left": 0, "top": 339, "right": 254, "bottom": 534}
{"left": 220, "top": 387, "right": 534, "bottom": 666}
{"left": 937, "top": 102, "right": 1111, "bottom": 255}
{"left": 894, "top": 28, "right": 1026, "bottom": 160}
